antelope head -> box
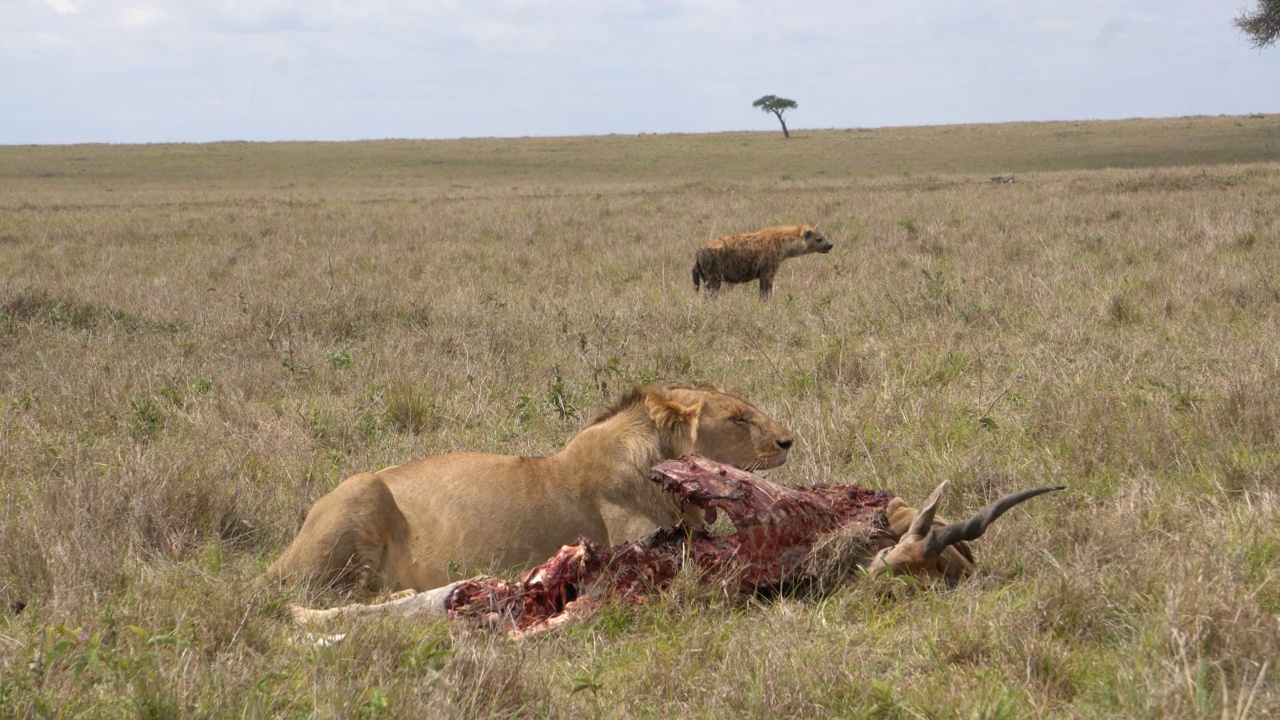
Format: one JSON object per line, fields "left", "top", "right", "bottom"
{"left": 867, "top": 481, "right": 1065, "bottom": 585}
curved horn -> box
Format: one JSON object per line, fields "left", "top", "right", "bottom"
{"left": 921, "top": 485, "right": 1065, "bottom": 558}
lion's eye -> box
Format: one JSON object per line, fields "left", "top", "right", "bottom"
{"left": 733, "top": 416, "right": 751, "bottom": 426}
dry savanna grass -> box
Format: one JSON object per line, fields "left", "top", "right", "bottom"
{"left": 2, "top": 115, "right": 1280, "bottom": 717}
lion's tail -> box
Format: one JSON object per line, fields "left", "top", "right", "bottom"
{"left": 691, "top": 258, "right": 703, "bottom": 291}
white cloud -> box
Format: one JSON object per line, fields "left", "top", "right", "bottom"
{"left": 40, "top": 0, "right": 81, "bottom": 15}
{"left": 117, "top": 4, "right": 167, "bottom": 28}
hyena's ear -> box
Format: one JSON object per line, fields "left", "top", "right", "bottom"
{"left": 644, "top": 392, "right": 705, "bottom": 440}
{"left": 802, "top": 228, "right": 813, "bottom": 240}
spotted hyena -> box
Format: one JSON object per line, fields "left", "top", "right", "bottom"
{"left": 691, "top": 224, "right": 834, "bottom": 300}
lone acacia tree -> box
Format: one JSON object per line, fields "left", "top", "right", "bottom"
{"left": 1236, "top": 0, "right": 1280, "bottom": 48}
{"left": 753, "top": 95, "right": 798, "bottom": 138}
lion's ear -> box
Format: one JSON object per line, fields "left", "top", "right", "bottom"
{"left": 644, "top": 393, "right": 705, "bottom": 437}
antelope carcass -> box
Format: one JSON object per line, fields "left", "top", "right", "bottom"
{"left": 291, "top": 455, "right": 1063, "bottom": 636}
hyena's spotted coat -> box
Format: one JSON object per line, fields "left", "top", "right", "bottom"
{"left": 692, "top": 225, "right": 833, "bottom": 300}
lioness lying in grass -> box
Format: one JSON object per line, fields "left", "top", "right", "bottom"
{"left": 263, "top": 384, "right": 794, "bottom": 592}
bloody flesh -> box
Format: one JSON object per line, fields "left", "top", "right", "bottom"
{"left": 444, "top": 455, "right": 894, "bottom": 635}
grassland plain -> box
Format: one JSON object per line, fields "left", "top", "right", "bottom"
{"left": 1, "top": 114, "right": 1279, "bottom": 718}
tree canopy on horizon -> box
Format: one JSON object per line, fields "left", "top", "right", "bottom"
{"left": 752, "top": 95, "right": 798, "bottom": 138}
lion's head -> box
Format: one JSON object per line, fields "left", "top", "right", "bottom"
{"left": 667, "top": 384, "right": 794, "bottom": 472}
{"left": 591, "top": 384, "right": 794, "bottom": 473}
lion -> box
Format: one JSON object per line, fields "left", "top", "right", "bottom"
{"left": 692, "top": 224, "right": 834, "bottom": 299}
{"left": 263, "top": 384, "right": 794, "bottom": 592}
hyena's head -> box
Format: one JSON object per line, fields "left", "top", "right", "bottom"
{"left": 802, "top": 226, "right": 834, "bottom": 254}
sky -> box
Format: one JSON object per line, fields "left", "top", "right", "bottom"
{"left": 2, "top": 0, "right": 1277, "bottom": 144}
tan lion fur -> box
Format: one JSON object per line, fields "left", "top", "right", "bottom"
{"left": 692, "top": 224, "right": 834, "bottom": 299}
{"left": 263, "top": 384, "right": 794, "bottom": 592}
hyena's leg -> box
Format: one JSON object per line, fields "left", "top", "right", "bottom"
{"left": 758, "top": 271, "right": 775, "bottom": 300}
{"left": 702, "top": 270, "right": 723, "bottom": 298}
